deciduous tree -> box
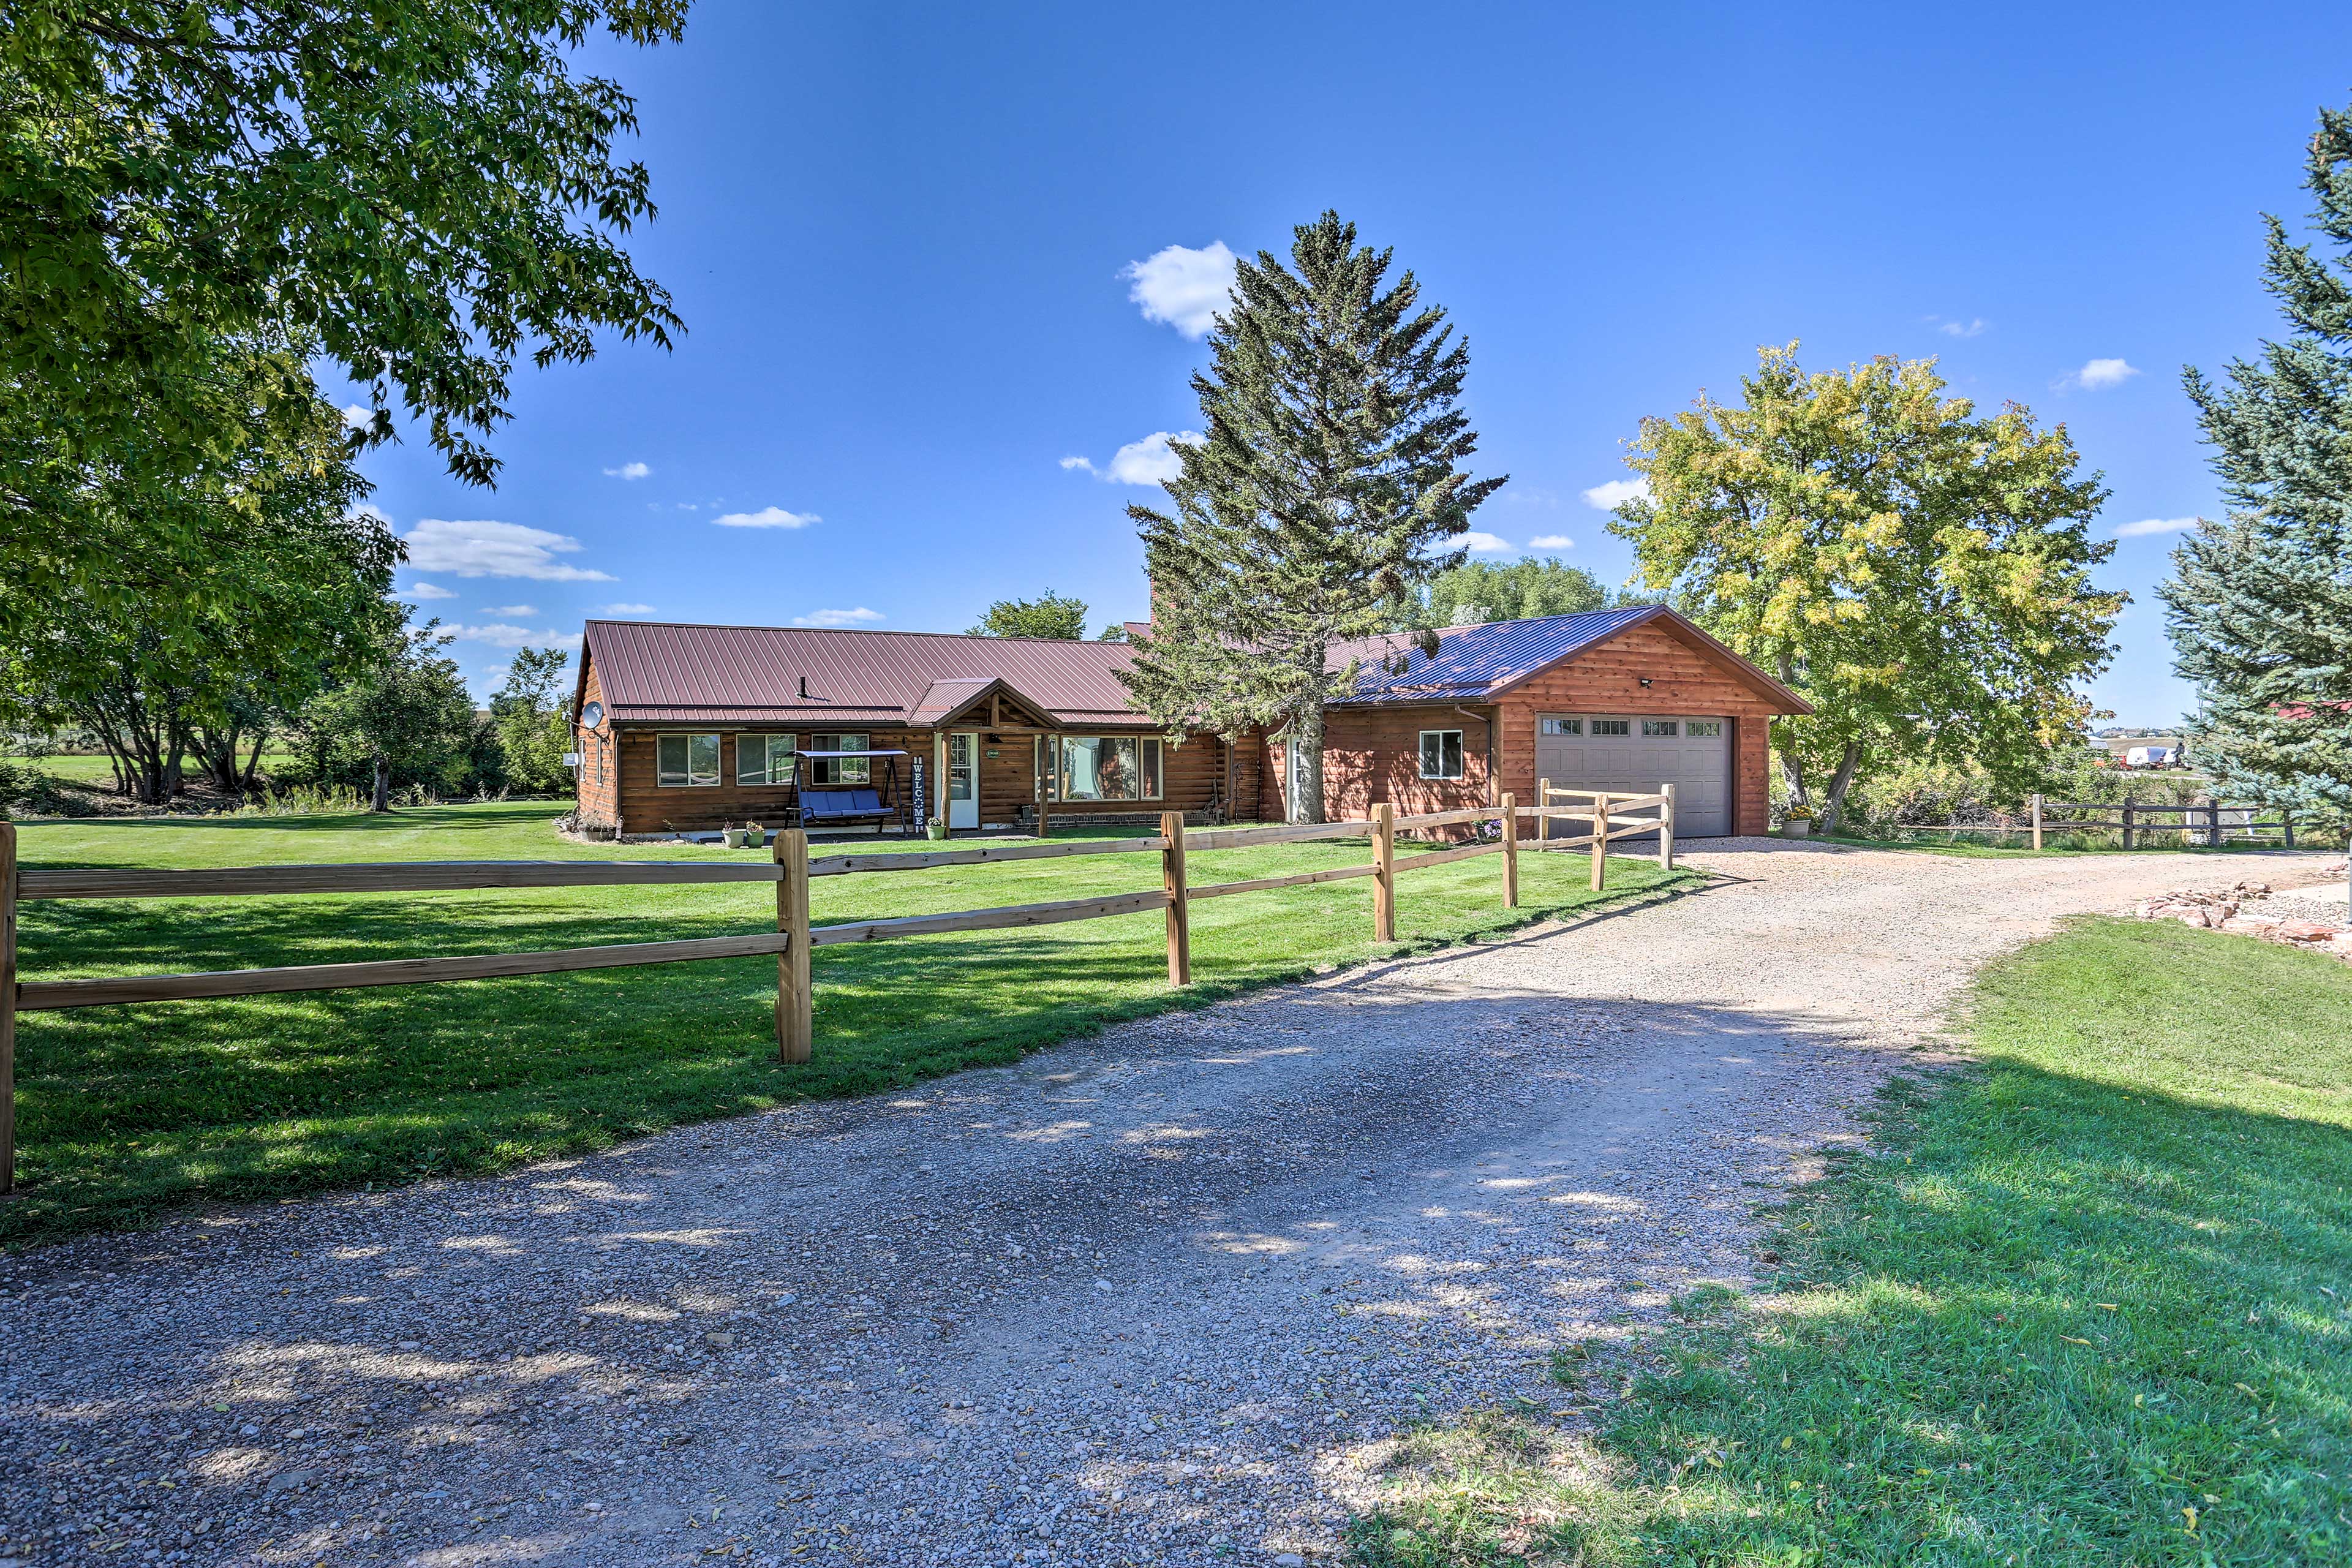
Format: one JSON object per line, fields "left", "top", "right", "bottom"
{"left": 1611, "top": 345, "right": 2121, "bottom": 835}
{"left": 968, "top": 591, "right": 1088, "bottom": 640}
{"left": 297, "top": 625, "right": 480, "bottom": 811}
{"left": 1122, "top": 211, "right": 1504, "bottom": 821}
{"left": 491, "top": 647, "right": 575, "bottom": 796}
{"left": 2166, "top": 100, "right": 2352, "bottom": 832}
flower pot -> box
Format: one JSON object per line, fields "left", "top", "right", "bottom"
{"left": 1781, "top": 818, "right": 1812, "bottom": 840}
{"left": 744, "top": 824, "right": 766, "bottom": 849}
{"left": 722, "top": 827, "right": 748, "bottom": 849}
{"left": 926, "top": 818, "right": 950, "bottom": 841}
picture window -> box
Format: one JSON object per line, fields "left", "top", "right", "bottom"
{"left": 657, "top": 733, "right": 720, "bottom": 787}
{"left": 1419, "top": 729, "right": 1466, "bottom": 780}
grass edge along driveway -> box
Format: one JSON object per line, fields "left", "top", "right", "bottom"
{"left": 1349, "top": 915, "right": 2352, "bottom": 1567}
{"left": 6, "top": 802, "right": 1693, "bottom": 1246}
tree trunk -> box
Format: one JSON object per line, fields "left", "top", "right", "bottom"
{"left": 372, "top": 754, "right": 392, "bottom": 812}
{"left": 1778, "top": 748, "right": 1811, "bottom": 813}
{"left": 1289, "top": 700, "right": 1327, "bottom": 824}
{"left": 1818, "top": 740, "right": 1864, "bottom": 837}
{"left": 242, "top": 730, "right": 266, "bottom": 791}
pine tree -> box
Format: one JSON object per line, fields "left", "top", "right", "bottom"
{"left": 1120, "top": 211, "right": 1504, "bottom": 821}
{"left": 2167, "top": 102, "right": 2352, "bottom": 830}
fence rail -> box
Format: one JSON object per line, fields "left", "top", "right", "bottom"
{"left": 0, "top": 785, "right": 1681, "bottom": 1193}
{"left": 1885, "top": 793, "right": 2301, "bottom": 851}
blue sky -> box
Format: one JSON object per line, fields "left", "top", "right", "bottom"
{"left": 337, "top": 2, "right": 2352, "bottom": 725}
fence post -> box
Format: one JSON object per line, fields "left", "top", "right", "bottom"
{"left": 2121, "top": 795, "right": 2135, "bottom": 851}
{"left": 774, "top": 829, "right": 812, "bottom": 1065}
{"left": 2030, "top": 792, "right": 2043, "bottom": 851}
{"left": 1371, "top": 802, "right": 1396, "bottom": 942}
{"left": 2283, "top": 809, "right": 2294, "bottom": 850}
{"left": 1500, "top": 793, "right": 1519, "bottom": 908}
{"left": 1538, "top": 776, "right": 1551, "bottom": 843}
{"left": 1, "top": 820, "right": 15, "bottom": 1196}
{"left": 1658, "top": 783, "right": 1676, "bottom": 871}
{"left": 1590, "top": 794, "right": 1610, "bottom": 892}
{"left": 1160, "top": 810, "right": 1191, "bottom": 986}
{"left": 2206, "top": 796, "right": 2222, "bottom": 848}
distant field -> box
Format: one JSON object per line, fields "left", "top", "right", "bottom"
{"left": 6, "top": 801, "right": 1689, "bottom": 1243}
{"left": 17, "top": 752, "right": 299, "bottom": 790}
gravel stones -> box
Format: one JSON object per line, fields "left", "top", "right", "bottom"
{"left": 2, "top": 840, "right": 2332, "bottom": 1567}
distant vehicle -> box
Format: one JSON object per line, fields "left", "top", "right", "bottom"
{"left": 2124, "top": 744, "right": 2180, "bottom": 768}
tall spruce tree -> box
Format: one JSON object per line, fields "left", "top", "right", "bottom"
{"left": 2166, "top": 101, "right": 2352, "bottom": 840}
{"left": 1120, "top": 211, "right": 1504, "bottom": 821}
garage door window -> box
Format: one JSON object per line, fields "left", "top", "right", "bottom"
{"left": 1686, "top": 720, "right": 1723, "bottom": 737}
{"left": 1642, "top": 719, "right": 1679, "bottom": 736}
{"left": 1539, "top": 718, "right": 1581, "bottom": 736}
{"left": 1591, "top": 718, "right": 1630, "bottom": 736}
{"left": 1419, "top": 729, "right": 1464, "bottom": 780}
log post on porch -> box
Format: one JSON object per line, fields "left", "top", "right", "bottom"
{"left": 933, "top": 731, "right": 949, "bottom": 835}
{"left": 1160, "top": 810, "right": 1190, "bottom": 986}
{"left": 773, "top": 828, "right": 812, "bottom": 1065}
{"left": 1500, "top": 792, "right": 1519, "bottom": 908}
{"left": 1590, "top": 794, "right": 1610, "bottom": 892}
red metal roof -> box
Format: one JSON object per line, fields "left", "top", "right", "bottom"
{"left": 581, "top": 621, "right": 1155, "bottom": 728}
{"left": 579, "top": 605, "right": 1807, "bottom": 729}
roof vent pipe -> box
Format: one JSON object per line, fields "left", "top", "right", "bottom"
{"left": 798, "top": 676, "right": 809, "bottom": 699}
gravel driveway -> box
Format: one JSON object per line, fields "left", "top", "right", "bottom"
{"left": 3, "top": 841, "right": 2335, "bottom": 1568}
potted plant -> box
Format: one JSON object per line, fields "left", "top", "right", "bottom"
{"left": 744, "top": 823, "right": 766, "bottom": 850}
{"left": 926, "top": 815, "right": 951, "bottom": 842}
{"left": 1781, "top": 807, "right": 1815, "bottom": 840}
{"left": 722, "top": 825, "right": 748, "bottom": 850}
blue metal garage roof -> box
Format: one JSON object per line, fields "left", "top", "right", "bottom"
{"left": 1332, "top": 606, "right": 1660, "bottom": 706}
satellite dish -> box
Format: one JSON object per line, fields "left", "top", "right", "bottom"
{"left": 581, "top": 700, "right": 605, "bottom": 728}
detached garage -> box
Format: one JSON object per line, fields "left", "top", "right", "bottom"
{"left": 1287, "top": 605, "right": 1809, "bottom": 839}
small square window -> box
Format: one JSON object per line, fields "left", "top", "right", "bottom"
{"left": 1686, "top": 720, "right": 1724, "bottom": 738}
{"left": 736, "top": 733, "right": 797, "bottom": 786}
{"left": 1539, "top": 717, "right": 1582, "bottom": 736}
{"left": 1591, "top": 718, "right": 1631, "bottom": 736}
{"left": 1642, "top": 720, "right": 1679, "bottom": 737}
{"left": 658, "top": 733, "right": 720, "bottom": 786}
{"left": 1419, "top": 729, "right": 1465, "bottom": 780}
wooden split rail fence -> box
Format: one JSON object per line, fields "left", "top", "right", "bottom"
{"left": 0, "top": 786, "right": 1678, "bottom": 1192}
{"left": 1890, "top": 794, "right": 2301, "bottom": 851}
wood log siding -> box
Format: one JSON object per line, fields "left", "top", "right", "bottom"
{"left": 574, "top": 662, "right": 620, "bottom": 830}
{"left": 1496, "top": 620, "right": 1783, "bottom": 837}
{"left": 602, "top": 725, "right": 1262, "bottom": 834}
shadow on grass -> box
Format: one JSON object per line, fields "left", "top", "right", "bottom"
{"left": 1351, "top": 920, "right": 2352, "bottom": 1567}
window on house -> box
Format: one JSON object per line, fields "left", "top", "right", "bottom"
{"left": 657, "top": 733, "right": 720, "bottom": 786}
{"left": 736, "top": 734, "right": 797, "bottom": 786}
{"left": 1591, "top": 718, "right": 1631, "bottom": 736}
{"left": 1539, "top": 718, "right": 1582, "bottom": 736}
{"left": 1686, "top": 720, "right": 1724, "bottom": 737}
{"left": 808, "top": 734, "right": 870, "bottom": 786}
{"left": 1054, "top": 736, "right": 1163, "bottom": 801}
{"left": 1419, "top": 729, "right": 1465, "bottom": 780}
{"left": 1642, "top": 719, "right": 1679, "bottom": 737}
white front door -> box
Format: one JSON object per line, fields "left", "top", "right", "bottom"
{"left": 948, "top": 732, "right": 980, "bottom": 829}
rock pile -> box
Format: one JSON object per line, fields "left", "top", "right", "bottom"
{"left": 2134, "top": 874, "right": 2352, "bottom": 961}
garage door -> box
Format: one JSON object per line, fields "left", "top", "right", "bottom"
{"left": 1534, "top": 714, "right": 1732, "bottom": 837}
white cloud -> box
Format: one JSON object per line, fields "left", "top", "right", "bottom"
{"left": 599, "top": 601, "right": 657, "bottom": 615}
{"left": 1461, "top": 532, "right": 1513, "bottom": 553}
{"left": 447, "top": 623, "right": 584, "bottom": 650}
{"left": 1527, "top": 534, "right": 1574, "bottom": 550}
{"left": 483, "top": 604, "right": 539, "bottom": 617}
{"left": 1121, "top": 241, "right": 1238, "bottom": 339}
{"left": 402, "top": 581, "right": 457, "bottom": 600}
{"left": 793, "top": 607, "right": 884, "bottom": 628}
{"left": 1580, "top": 477, "right": 1651, "bottom": 510}
{"left": 1102, "top": 431, "right": 1202, "bottom": 486}
{"left": 2115, "top": 515, "right": 2199, "bottom": 537}
{"left": 1058, "top": 455, "right": 1097, "bottom": 474}
{"left": 712, "top": 505, "right": 820, "bottom": 529}
{"left": 1935, "top": 317, "right": 1989, "bottom": 338}
{"left": 2067, "top": 357, "right": 2141, "bottom": 390}
{"left": 603, "top": 461, "right": 651, "bottom": 480}
{"left": 341, "top": 402, "right": 373, "bottom": 429}
{"left": 399, "top": 518, "right": 616, "bottom": 581}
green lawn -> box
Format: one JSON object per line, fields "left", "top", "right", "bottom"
{"left": 4, "top": 801, "right": 1687, "bottom": 1245}
{"left": 1352, "top": 917, "right": 2352, "bottom": 1566}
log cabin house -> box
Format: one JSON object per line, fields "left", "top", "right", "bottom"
{"left": 569, "top": 607, "right": 1807, "bottom": 839}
